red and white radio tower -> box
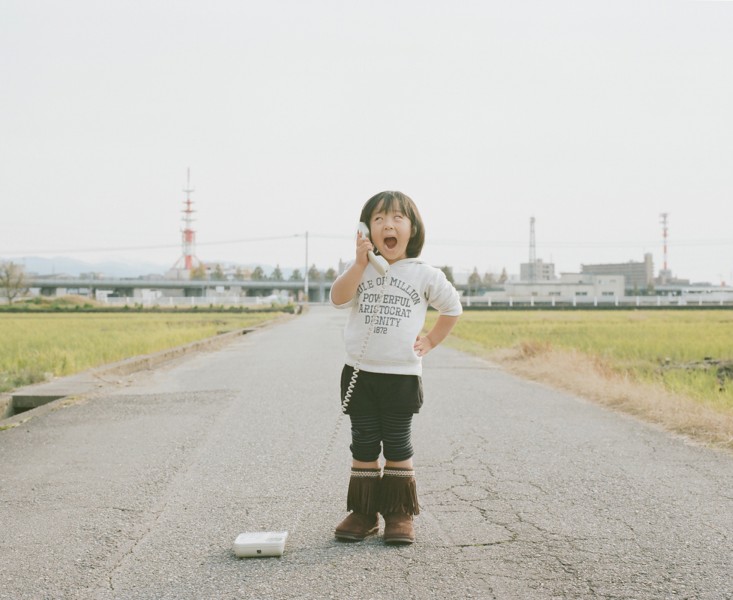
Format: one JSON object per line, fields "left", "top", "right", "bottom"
{"left": 173, "top": 169, "right": 201, "bottom": 272}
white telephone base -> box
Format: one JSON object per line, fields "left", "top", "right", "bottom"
{"left": 233, "top": 531, "right": 288, "bottom": 558}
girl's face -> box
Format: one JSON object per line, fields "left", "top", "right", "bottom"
{"left": 369, "top": 202, "right": 412, "bottom": 264}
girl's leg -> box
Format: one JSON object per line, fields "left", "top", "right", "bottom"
{"left": 379, "top": 413, "right": 419, "bottom": 544}
{"left": 349, "top": 414, "right": 382, "bottom": 466}
{"left": 385, "top": 458, "right": 413, "bottom": 468}
{"left": 380, "top": 413, "right": 414, "bottom": 465}
{"left": 335, "top": 414, "right": 382, "bottom": 541}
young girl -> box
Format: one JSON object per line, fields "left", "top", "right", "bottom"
{"left": 330, "top": 191, "right": 462, "bottom": 544}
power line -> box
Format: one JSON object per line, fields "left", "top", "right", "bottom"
{"left": 0, "top": 234, "right": 302, "bottom": 255}
{"left": 2, "top": 234, "right": 730, "bottom": 256}
{"left": 429, "top": 238, "right": 733, "bottom": 249}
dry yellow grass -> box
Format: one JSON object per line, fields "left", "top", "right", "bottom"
{"left": 489, "top": 345, "right": 733, "bottom": 451}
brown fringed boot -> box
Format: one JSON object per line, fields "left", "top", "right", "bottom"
{"left": 381, "top": 467, "right": 419, "bottom": 544}
{"left": 334, "top": 468, "right": 381, "bottom": 541}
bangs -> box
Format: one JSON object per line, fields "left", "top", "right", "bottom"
{"left": 374, "top": 194, "right": 410, "bottom": 218}
{"left": 362, "top": 191, "right": 417, "bottom": 223}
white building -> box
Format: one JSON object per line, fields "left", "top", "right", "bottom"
{"left": 502, "top": 272, "right": 625, "bottom": 299}
{"left": 520, "top": 259, "right": 556, "bottom": 281}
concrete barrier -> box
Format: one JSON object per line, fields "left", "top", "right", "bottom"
{"left": 0, "top": 394, "right": 12, "bottom": 421}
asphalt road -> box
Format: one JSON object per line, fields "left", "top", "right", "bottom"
{"left": 1, "top": 306, "right": 731, "bottom": 599}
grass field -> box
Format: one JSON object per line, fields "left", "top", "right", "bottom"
{"left": 427, "top": 309, "right": 733, "bottom": 448}
{"left": 438, "top": 310, "right": 733, "bottom": 405}
{"left": 0, "top": 312, "right": 280, "bottom": 393}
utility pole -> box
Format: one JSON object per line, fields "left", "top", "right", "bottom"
{"left": 660, "top": 212, "right": 669, "bottom": 272}
{"left": 304, "top": 231, "right": 309, "bottom": 302}
{"left": 659, "top": 212, "right": 670, "bottom": 285}
{"left": 529, "top": 216, "right": 537, "bottom": 282}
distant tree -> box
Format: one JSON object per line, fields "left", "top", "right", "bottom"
{"left": 440, "top": 266, "right": 455, "bottom": 285}
{"left": 482, "top": 272, "right": 495, "bottom": 286}
{"left": 211, "top": 264, "right": 226, "bottom": 281}
{"left": 308, "top": 264, "right": 322, "bottom": 282}
{"left": 251, "top": 266, "right": 266, "bottom": 281}
{"left": 289, "top": 269, "right": 303, "bottom": 281}
{"left": 190, "top": 265, "right": 207, "bottom": 281}
{"left": 498, "top": 268, "right": 508, "bottom": 284}
{"left": 0, "top": 261, "right": 28, "bottom": 303}
{"left": 270, "top": 264, "right": 284, "bottom": 281}
{"left": 468, "top": 267, "right": 481, "bottom": 295}
{"left": 233, "top": 267, "right": 247, "bottom": 281}
{"left": 324, "top": 267, "right": 337, "bottom": 281}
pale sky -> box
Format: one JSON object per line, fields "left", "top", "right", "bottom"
{"left": 1, "top": 0, "right": 732, "bottom": 284}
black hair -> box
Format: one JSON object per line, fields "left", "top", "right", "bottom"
{"left": 359, "top": 191, "right": 425, "bottom": 258}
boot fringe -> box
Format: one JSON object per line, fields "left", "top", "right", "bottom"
{"left": 381, "top": 469, "right": 420, "bottom": 516}
{"left": 346, "top": 468, "right": 381, "bottom": 514}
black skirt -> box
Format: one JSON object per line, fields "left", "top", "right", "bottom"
{"left": 340, "top": 364, "right": 423, "bottom": 415}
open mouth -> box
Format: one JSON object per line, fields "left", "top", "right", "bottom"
{"left": 384, "top": 237, "right": 398, "bottom": 250}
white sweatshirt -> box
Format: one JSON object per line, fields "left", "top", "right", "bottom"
{"left": 330, "top": 258, "right": 463, "bottom": 376}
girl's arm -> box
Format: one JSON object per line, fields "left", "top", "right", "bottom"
{"left": 414, "top": 314, "right": 459, "bottom": 357}
{"left": 331, "top": 262, "right": 367, "bottom": 305}
{"left": 330, "top": 232, "right": 372, "bottom": 305}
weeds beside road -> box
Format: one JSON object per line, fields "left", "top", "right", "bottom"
{"left": 431, "top": 309, "right": 733, "bottom": 451}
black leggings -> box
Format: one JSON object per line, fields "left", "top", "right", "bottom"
{"left": 349, "top": 413, "right": 414, "bottom": 462}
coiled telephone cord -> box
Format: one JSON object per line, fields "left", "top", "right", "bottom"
{"left": 341, "top": 277, "right": 388, "bottom": 413}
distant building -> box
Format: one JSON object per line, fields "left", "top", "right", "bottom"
{"left": 655, "top": 269, "right": 690, "bottom": 287}
{"left": 166, "top": 267, "right": 192, "bottom": 281}
{"left": 520, "top": 259, "right": 555, "bottom": 282}
{"left": 581, "top": 253, "right": 654, "bottom": 291}
{"left": 79, "top": 272, "right": 105, "bottom": 280}
{"left": 504, "top": 272, "right": 624, "bottom": 299}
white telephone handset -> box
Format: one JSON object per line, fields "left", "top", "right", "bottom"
{"left": 358, "top": 222, "right": 390, "bottom": 276}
